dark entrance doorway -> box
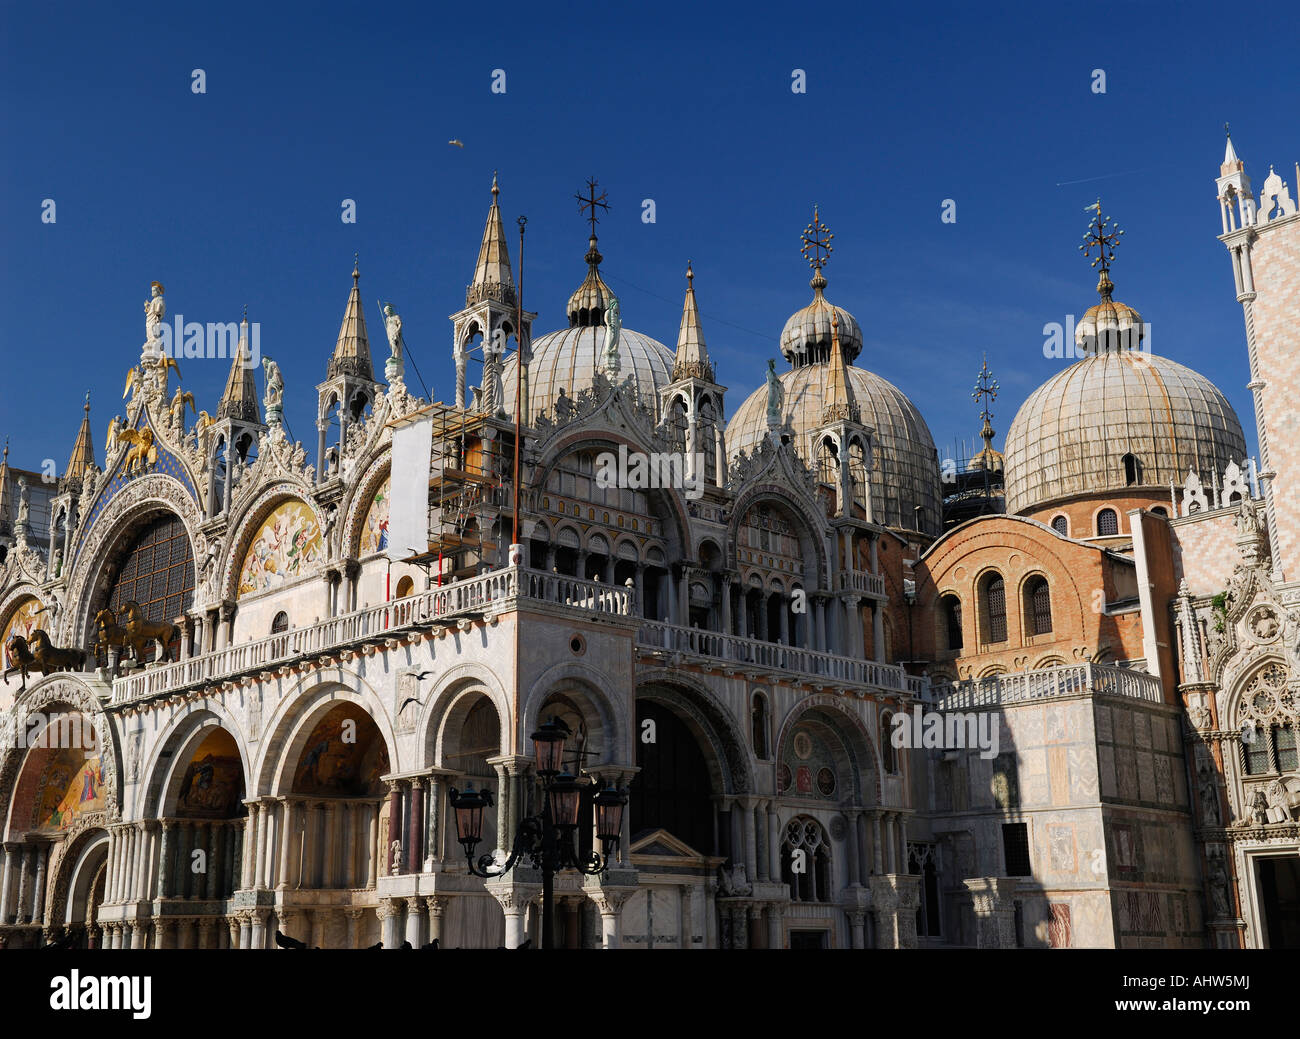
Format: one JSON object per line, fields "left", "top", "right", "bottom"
{"left": 1257, "top": 856, "right": 1300, "bottom": 948}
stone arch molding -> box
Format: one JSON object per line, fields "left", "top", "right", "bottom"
{"left": 0, "top": 674, "right": 122, "bottom": 833}
{"left": 726, "top": 481, "right": 829, "bottom": 591}
{"left": 343, "top": 452, "right": 392, "bottom": 559}
{"left": 48, "top": 823, "right": 110, "bottom": 929}
{"left": 63, "top": 473, "right": 202, "bottom": 647}
{"left": 419, "top": 662, "right": 511, "bottom": 767}
{"left": 636, "top": 668, "right": 753, "bottom": 794}
{"left": 773, "top": 692, "right": 882, "bottom": 806}
{"left": 139, "top": 704, "right": 254, "bottom": 819}
{"left": 254, "top": 673, "right": 398, "bottom": 797}
{"left": 522, "top": 659, "right": 630, "bottom": 764}
{"left": 221, "top": 484, "right": 330, "bottom": 603}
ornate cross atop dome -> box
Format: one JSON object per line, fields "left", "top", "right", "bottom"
{"left": 1079, "top": 198, "right": 1125, "bottom": 302}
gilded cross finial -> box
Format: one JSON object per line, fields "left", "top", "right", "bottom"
{"left": 1079, "top": 198, "right": 1124, "bottom": 275}
{"left": 686, "top": 260, "right": 694, "bottom": 288}
{"left": 575, "top": 177, "right": 609, "bottom": 239}
{"left": 800, "top": 206, "right": 834, "bottom": 272}
{"left": 971, "top": 354, "right": 999, "bottom": 424}
{"left": 84, "top": 391, "right": 91, "bottom": 414}
{"left": 1079, "top": 198, "right": 1124, "bottom": 300}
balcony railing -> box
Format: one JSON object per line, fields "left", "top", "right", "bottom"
{"left": 636, "top": 619, "right": 913, "bottom": 693}
{"left": 929, "top": 662, "right": 1162, "bottom": 711}
{"left": 109, "top": 562, "right": 915, "bottom": 705}
{"left": 837, "top": 569, "right": 886, "bottom": 599}
{"left": 112, "top": 567, "right": 632, "bottom": 704}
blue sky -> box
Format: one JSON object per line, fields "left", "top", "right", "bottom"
{"left": 2, "top": 1, "right": 1295, "bottom": 474}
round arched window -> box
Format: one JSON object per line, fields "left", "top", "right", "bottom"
{"left": 105, "top": 513, "right": 195, "bottom": 660}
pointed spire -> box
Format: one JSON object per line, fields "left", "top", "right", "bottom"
{"left": 467, "top": 172, "right": 517, "bottom": 307}
{"left": 0, "top": 438, "right": 11, "bottom": 536}
{"left": 64, "top": 392, "right": 97, "bottom": 484}
{"left": 672, "top": 262, "right": 714, "bottom": 382}
{"left": 328, "top": 258, "right": 374, "bottom": 381}
{"left": 821, "top": 311, "right": 860, "bottom": 424}
{"left": 1223, "top": 124, "right": 1240, "bottom": 167}
{"left": 218, "top": 312, "right": 262, "bottom": 422}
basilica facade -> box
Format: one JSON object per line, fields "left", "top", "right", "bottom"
{"left": 0, "top": 139, "right": 1296, "bottom": 950}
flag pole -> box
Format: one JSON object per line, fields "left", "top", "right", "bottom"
{"left": 512, "top": 215, "right": 527, "bottom": 553}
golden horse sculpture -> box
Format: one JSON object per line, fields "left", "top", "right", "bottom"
{"left": 118, "top": 601, "right": 179, "bottom": 664}
{"left": 92, "top": 607, "right": 129, "bottom": 665}
{"left": 3, "top": 631, "right": 87, "bottom": 691}
{"left": 116, "top": 427, "right": 157, "bottom": 476}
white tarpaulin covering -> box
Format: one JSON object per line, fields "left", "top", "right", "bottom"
{"left": 388, "top": 414, "right": 432, "bottom": 563}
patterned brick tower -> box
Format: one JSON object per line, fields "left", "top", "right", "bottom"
{"left": 1216, "top": 131, "right": 1300, "bottom": 586}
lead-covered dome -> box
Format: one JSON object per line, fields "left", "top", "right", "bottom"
{"left": 502, "top": 325, "right": 673, "bottom": 422}
{"left": 502, "top": 231, "right": 676, "bottom": 422}
{"left": 1004, "top": 351, "right": 1247, "bottom": 514}
{"left": 728, "top": 362, "right": 943, "bottom": 532}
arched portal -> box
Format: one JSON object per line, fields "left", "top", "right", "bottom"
{"left": 288, "top": 703, "right": 388, "bottom": 892}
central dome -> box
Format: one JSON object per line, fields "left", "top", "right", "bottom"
{"left": 502, "top": 326, "right": 673, "bottom": 422}
{"left": 502, "top": 231, "right": 675, "bottom": 422}
{"left": 727, "top": 363, "right": 942, "bottom": 533}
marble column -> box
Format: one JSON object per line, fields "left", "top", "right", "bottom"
{"left": 869, "top": 874, "right": 920, "bottom": 949}
{"left": 873, "top": 602, "right": 886, "bottom": 663}
{"left": 596, "top": 891, "right": 627, "bottom": 950}
{"left": 378, "top": 898, "right": 403, "bottom": 948}
{"left": 366, "top": 802, "right": 379, "bottom": 888}
{"left": 963, "top": 877, "right": 1019, "bottom": 949}
{"left": 406, "top": 783, "right": 424, "bottom": 875}
{"left": 31, "top": 843, "right": 48, "bottom": 924}
{"left": 386, "top": 783, "right": 402, "bottom": 876}
{"left": 156, "top": 821, "right": 174, "bottom": 899}
{"left": 249, "top": 908, "right": 270, "bottom": 950}
{"left": 425, "top": 896, "right": 446, "bottom": 946}
{"left": 767, "top": 805, "right": 782, "bottom": 882}
{"left": 278, "top": 799, "right": 296, "bottom": 890}
{"left": 0, "top": 843, "right": 14, "bottom": 924}
{"left": 849, "top": 911, "right": 866, "bottom": 949}
{"left": 405, "top": 896, "right": 425, "bottom": 946}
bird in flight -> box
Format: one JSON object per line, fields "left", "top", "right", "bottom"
{"left": 448, "top": 139, "right": 464, "bottom": 148}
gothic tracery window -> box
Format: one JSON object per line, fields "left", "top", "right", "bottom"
{"left": 781, "top": 817, "right": 831, "bottom": 903}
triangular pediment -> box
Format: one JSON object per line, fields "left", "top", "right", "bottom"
{"left": 630, "top": 827, "right": 708, "bottom": 861}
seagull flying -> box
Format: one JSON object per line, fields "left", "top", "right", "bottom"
{"left": 448, "top": 139, "right": 464, "bottom": 148}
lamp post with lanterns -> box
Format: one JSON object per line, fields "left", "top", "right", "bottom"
{"left": 448, "top": 718, "right": 628, "bottom": 949}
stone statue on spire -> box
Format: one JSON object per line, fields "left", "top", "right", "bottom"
{"left": 262, "top": 356, "right": 284, "bottom": 427}
{"left": 765, "top": 359, "right": 784, "bottom": 427}
{"left": 382, "top": 302, "right": 406, "bottom": 384}
{"left": 143, "top": 281, "right": 166, "bottom": 359}
{"left": 603, "top": 293, "right": 622, "bottom": 374}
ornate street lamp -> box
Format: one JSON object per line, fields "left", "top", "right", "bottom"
{"left": 448, "top": 717, "right": 628, "bottom": 949}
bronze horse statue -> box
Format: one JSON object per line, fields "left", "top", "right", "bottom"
{"left": 3, "top": 631, "right": 87, "bottom": 691}
{"left": 118, "top": 600, "right": 180, "bottom": 663}
{"left": 93, "top": 607, "right": 129, "bottom": 665}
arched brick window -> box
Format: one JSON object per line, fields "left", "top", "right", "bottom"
{"left": 1096, "top": 508, "right": 1119, "bottom": 536}
{"left": 941, "top": 594, "right": 963, "bottom": 650}
{"left": 980, "top": 572, "right": 1007, "bottom": 643}
{"left": 1050, "top": 514, "right": 1068, "bottom": 536}
{"left": 1024, "top": 577, "right": 1052, "bottom": 635}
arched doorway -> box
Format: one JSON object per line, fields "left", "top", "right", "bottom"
{"left": 62, "top": 833, "right": 109, "bottom": 949}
